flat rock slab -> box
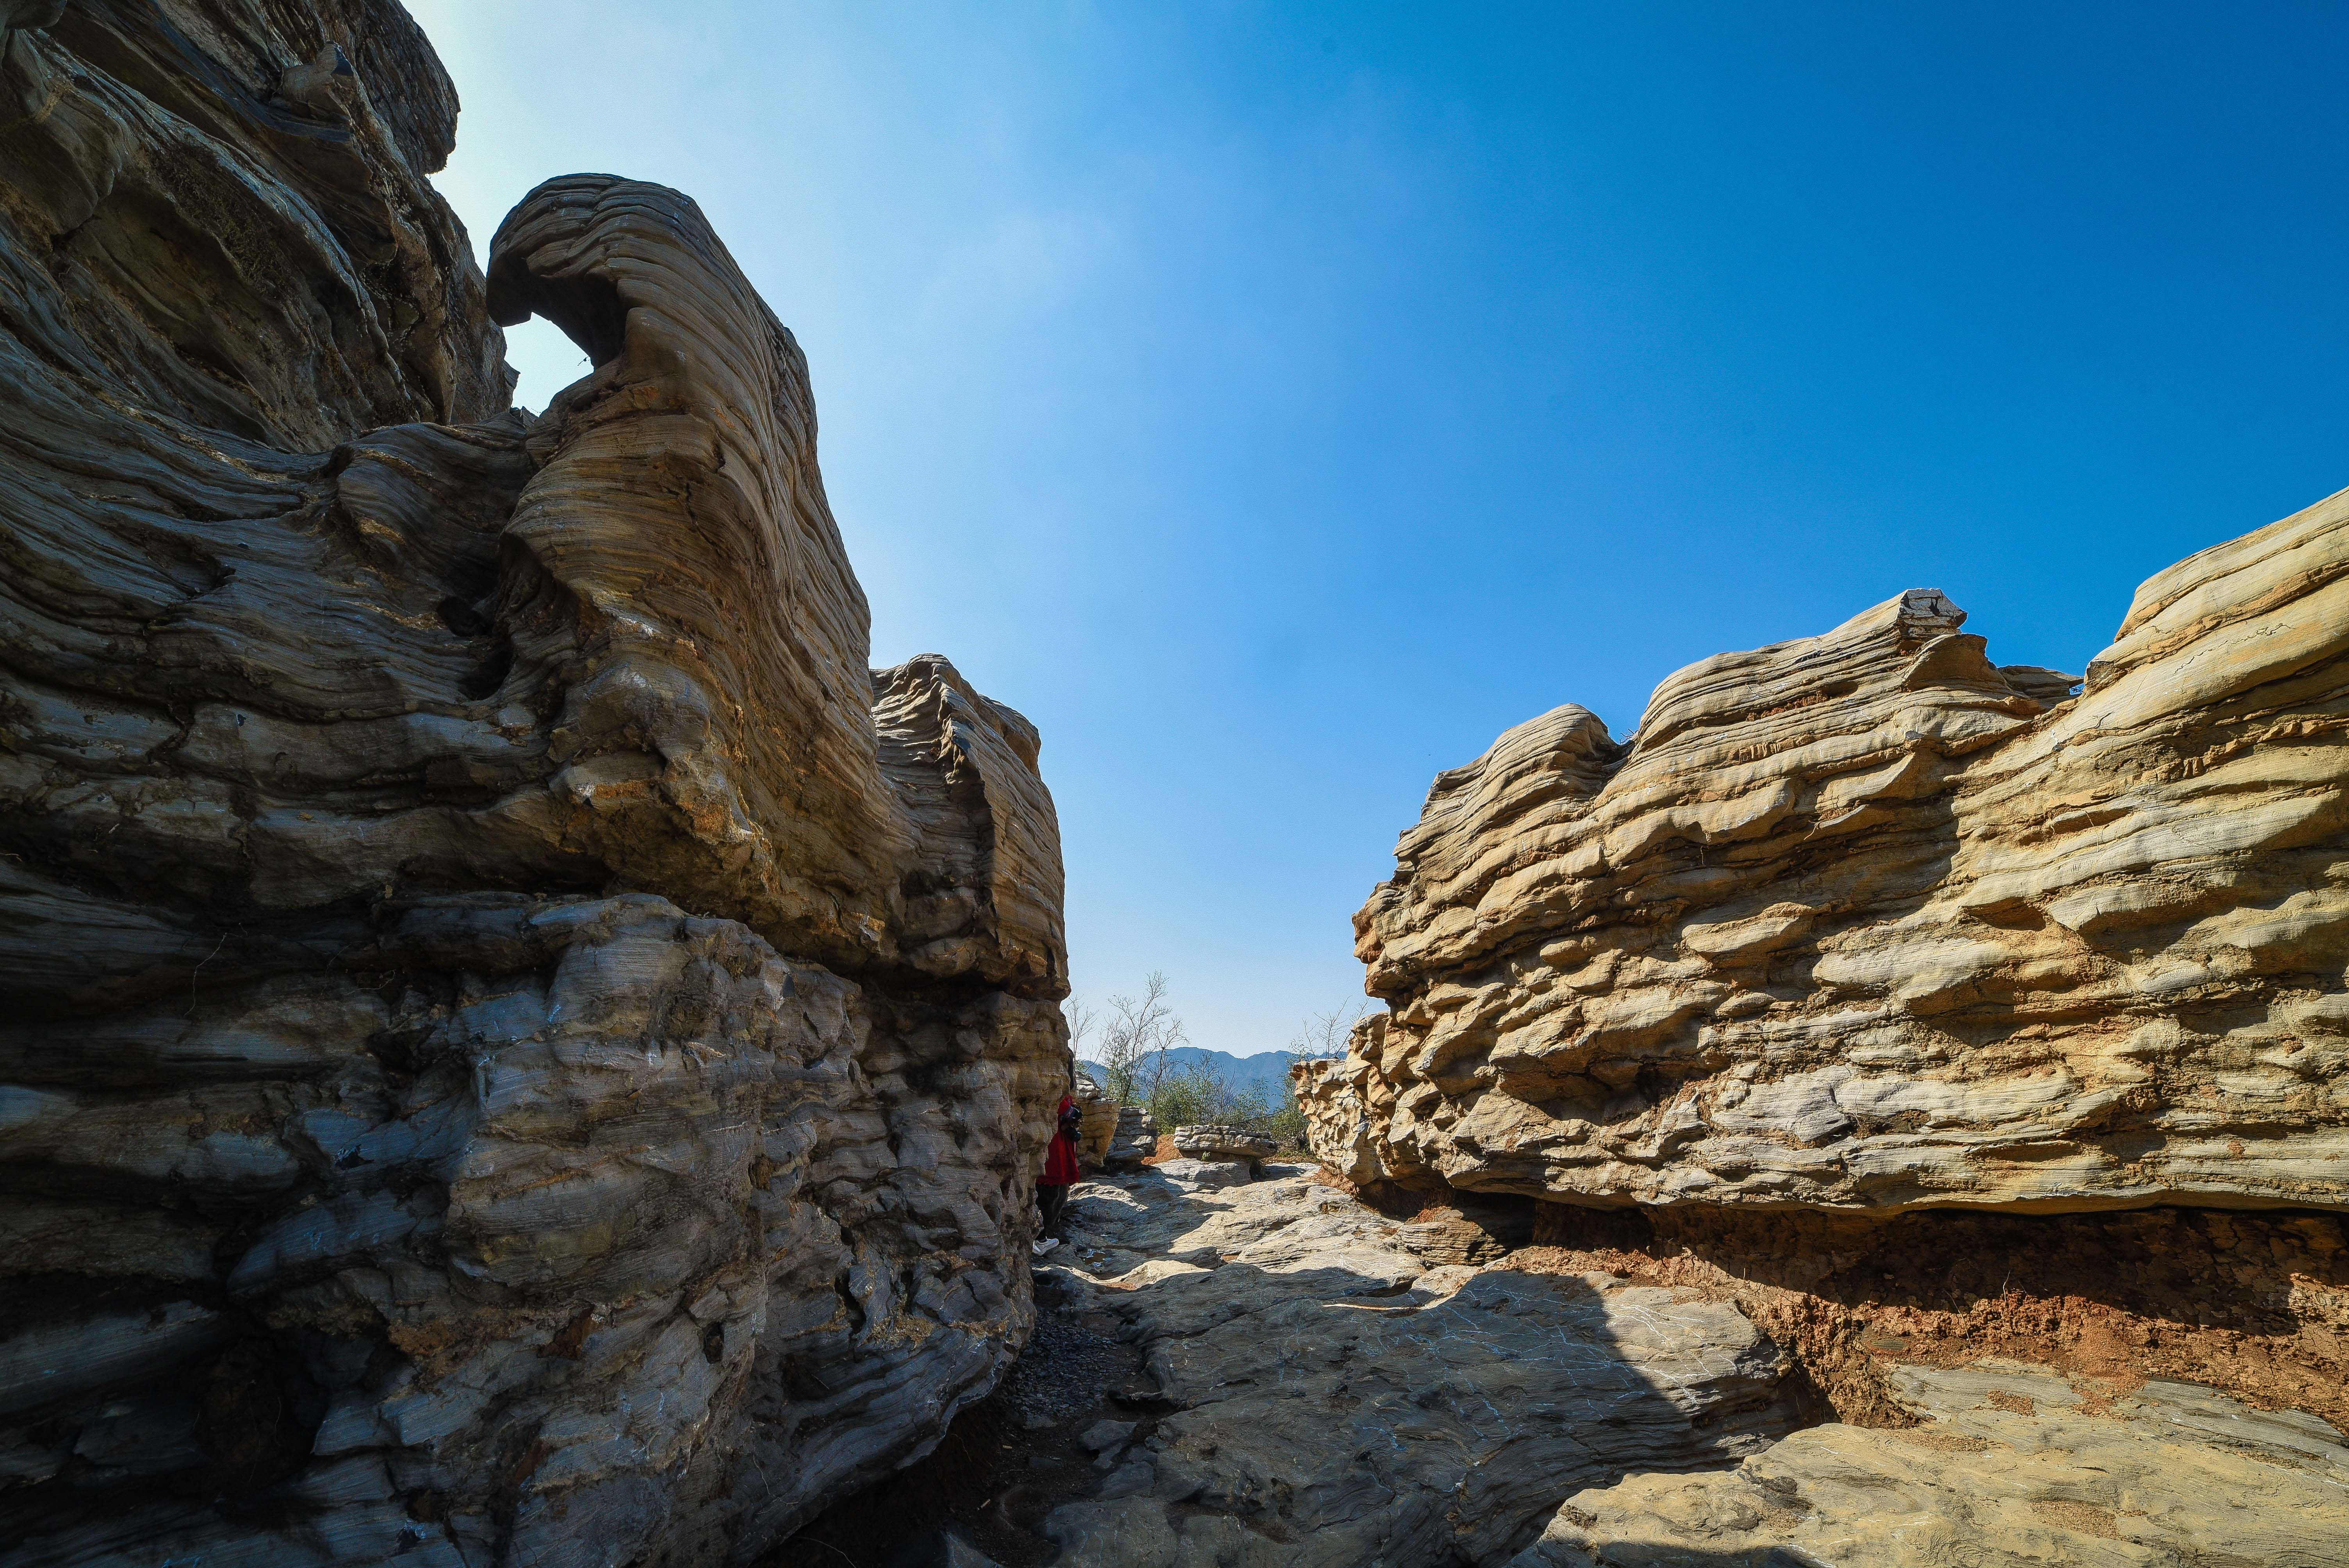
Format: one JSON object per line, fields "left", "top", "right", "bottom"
{"left": 1509, "top": 1360, "right": 2349, "bottom": 1568}
{"left": 1078, "top": 1418, "right": 1137, "bottom": 1454}
{"left": 1151, "top": 1156, "right": 1256, "bottom": 1190}
{"left": 1041, "top": 1170, "right": 1798, "bottom": 1566}
{"left": 1171, "top": 1123, "right": 1278, "bottom": 1160}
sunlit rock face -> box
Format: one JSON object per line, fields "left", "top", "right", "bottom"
{"left": 1303, "top": 488, "right": 2349, "bottom": 1214}
{"left": 0, "top": 4, "right": 1066, "bottom": 1564}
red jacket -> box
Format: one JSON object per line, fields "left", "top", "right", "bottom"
{"left": 1043, "top": 1094, "right": 1081, "bottom": 1185}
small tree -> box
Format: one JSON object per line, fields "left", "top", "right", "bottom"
{"left": 1289, "top": 1005, "right": 1367, "bottom": 1062}
{"left": 1150, "top": 1054, "right": 1253, "bottom": 1128}
{"left": 1072, "top": 983, "right": 1377, "bottom": 1149}
{"left": 1065, "top": 1000, "right": 1099, "bottom": 1093}
{"left": 1264, "top": 1002, "right": 1372, "bottom": 1147}
{"left": 1091, "top": 972, "right": 1187, "bottom": 1110}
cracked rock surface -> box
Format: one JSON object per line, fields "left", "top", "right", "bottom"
{"left": 1508, "top": 1360, "right": 2349, "bottom": 1568}
{"left": 0, "top": 3, "right": 1066, "bottom": 1564}
{"left": 1025, "top": 1167, "right": 2347, "bottom": 1568}
{"left": 1034, "top": 1164, "right": 1803, "bottom": 1567}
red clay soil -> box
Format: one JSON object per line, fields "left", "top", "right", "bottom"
{"left": 1501, "top": 1201, "right": 2349, "bottom": 1433}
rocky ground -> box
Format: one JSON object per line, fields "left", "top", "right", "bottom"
{"left": 773, "top": 1163, "right": 2349, "bottom": 1565}
{"left": 1514, "top": 1361, "right": 2349, "bottom": 1567}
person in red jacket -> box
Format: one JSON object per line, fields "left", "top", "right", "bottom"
{"left": 1033, "top": 1078, "right": 1084, "bottom": 1258}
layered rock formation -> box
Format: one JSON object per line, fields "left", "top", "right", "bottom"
{"left": 1070, "top": 1073, "right": 1118, "bottom": 1168}
{"left": 1303, "top": 490, "right": 2349, "bottom": 1214}
{"left": 0, "top": 4, "right": 1066, "bottom": 1565}
{"left": 1104, "top": 1104, "right": 1157, "bottom": 1167}
{"left": 1167, "top": 1124, "right": 1275, "bottom": 1162}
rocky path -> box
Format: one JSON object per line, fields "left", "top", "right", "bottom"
{"left": 760, "top": 1274, "right": 1150, "bottom": 1567}
{"left": 777, "top": 1159, "right": 2349, "bottom": 1566}
{"left": 1035, "top": 1158, "right": 1800, "bottom": 1566}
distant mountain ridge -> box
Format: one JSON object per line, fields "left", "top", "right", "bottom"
{"left": 1077, "top": 1044, "right": 1327, "bottom": 1095}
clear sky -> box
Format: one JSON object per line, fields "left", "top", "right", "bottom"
{"left": 409, "top": 1, "right": 2349, "bottom": 1054}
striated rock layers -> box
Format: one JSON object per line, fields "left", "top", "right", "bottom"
{"left": 0, "top": 5, "right": 1066, "bottom": 1566}
{"left": 1303, "top": 488, "right": 2349, "bottom": 1216}
{"left": 1070, "top": 1073, "right": 1118, "bottom": 1169}
{"left": 1167, "top": 1124, "right": 1276, "bottom": 1162}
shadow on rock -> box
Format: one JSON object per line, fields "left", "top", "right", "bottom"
{"left": 1504, "top": 1359, "right": 2349, "bottom": 1568}
{"left": 1518, "top": 1199, "right": 2349, "bottom": 1430}
{"left": 1036, "top": 1166, "right": 1810, "bottom": 1568}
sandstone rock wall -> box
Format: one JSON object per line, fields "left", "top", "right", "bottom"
{"left": 0, "top": 4, "right": 1067, "bottom": 1564}
{"left": 1303, "top": 487, "right": 2349, "bottom": 1214}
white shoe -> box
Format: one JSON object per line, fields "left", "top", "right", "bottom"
{"left": 1032, "top": 1237, "right": 1061, "bottom": 1256}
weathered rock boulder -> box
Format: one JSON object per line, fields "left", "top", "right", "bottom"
{"left": 0, "top": 4, "right": 1065, "bottom": 1565}
{"left": 1146, "top": 1156, "right": 1255, "bottom": 1190}
{"left": 1071, "top": 1074, "right": 1118, "bottom": 1168}
{"left": 1304, "top": 488, "right": 2349, "bottom": 1214}
{"left": 1169, "top": 1123, "right": 1276, "bottom": 1162}
{"left": 1105, "top": 1104, "right": 1157, "bottom": 1166}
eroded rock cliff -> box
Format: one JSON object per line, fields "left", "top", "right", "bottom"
{"left": 1298, "top": 485, "right": 2349, "bottom": 1459}
{"left": 1305, "top": 491, "right": 2349, "bottom": 1214}
{"left": 0, "top": 4, "right": 1066, "bottom": 1565}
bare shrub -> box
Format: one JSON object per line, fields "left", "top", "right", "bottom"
{"left": 1262, "top": 1002, "right": 1372, "bottom": 1147}
{"left": 1091, "top": 972, "right": 1186, "bottom": 1110}
{"left": 1073, "top": 982, "right": 1378, "bottom": 1150}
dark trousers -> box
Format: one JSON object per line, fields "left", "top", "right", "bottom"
{"left": 1038, "top": 1183, "right": 1069, "bottom": 1240}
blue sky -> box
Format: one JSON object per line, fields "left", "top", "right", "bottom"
{"left": 410, "top": 1, "right": 2349, "bottom": 1054}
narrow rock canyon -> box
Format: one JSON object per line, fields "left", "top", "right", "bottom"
{"left": 6, "top": 2, "right": 2349, "bottom": 1566}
